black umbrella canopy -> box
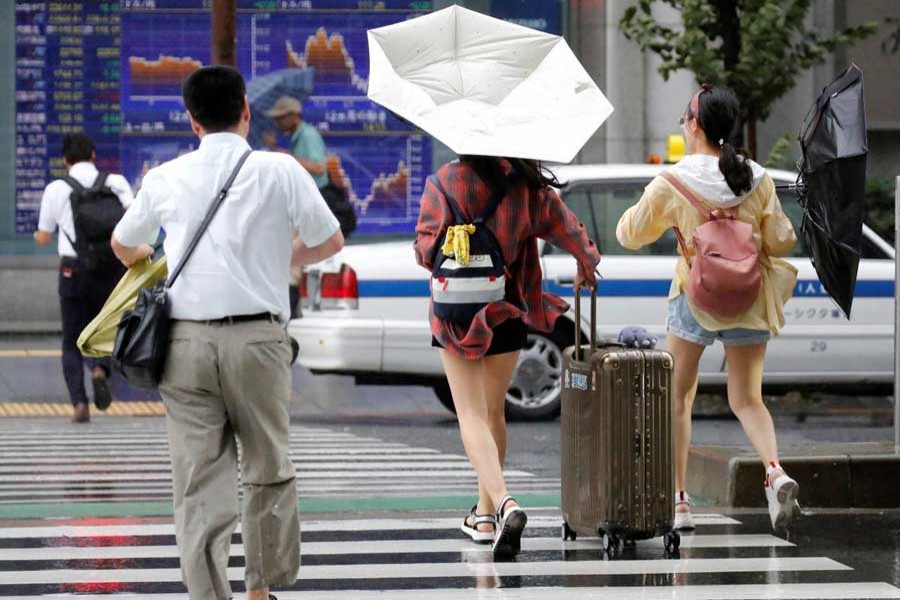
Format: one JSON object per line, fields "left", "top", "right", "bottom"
{"left": 797, "top": 64, "right": 868, "bottom": 319}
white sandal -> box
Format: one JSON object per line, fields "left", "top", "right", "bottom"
{"left": 461, "top": 504, "right": 496, "bottom": 544}
{"left": 493, "top": 495, "right": 527, "bottom": 559}
{"left": 765, "top": 461, "right": 800, "bottom": 529}
{"left": 673, "top": 490, "right": 696, "bottom": 531}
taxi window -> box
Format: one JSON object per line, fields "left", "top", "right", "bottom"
{"left": 777, "top": 187, "right": 889, "bottom": 260}
{"left": 775, "top": 189, "right": 809, "bottom": 258}
{"left": 547, "top": 181, "right": 678, "bottom": 256}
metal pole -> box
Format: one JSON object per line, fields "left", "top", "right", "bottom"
{"left": 894, "top": 176, "right": 899, "bottom": 453}
{"left": 211, "top": 0, "right": 237, "bottom": 67}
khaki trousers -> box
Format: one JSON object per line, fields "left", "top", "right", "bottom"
{"left": 159, "top": 320, "right": 300, "bottom": 600}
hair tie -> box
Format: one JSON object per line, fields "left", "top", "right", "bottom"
{"left": 719, "top": 138, "right": 725, "bottom": 147}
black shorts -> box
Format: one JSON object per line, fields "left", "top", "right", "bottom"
{"left": 432, "top": 318, "right": 528, "bottom": 356}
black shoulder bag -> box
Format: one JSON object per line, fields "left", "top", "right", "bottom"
{"left": 113, "top": 150, "right": 252, "bottom": 390}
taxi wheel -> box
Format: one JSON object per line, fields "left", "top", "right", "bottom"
{"left": 432, "top": 379, "right": 457, "bottom": 415}
{"left": 505, "top": 331, "right": 566, "bottom": 421}
{"left": 431, "top": 329, "right": 569, "bottom": 422}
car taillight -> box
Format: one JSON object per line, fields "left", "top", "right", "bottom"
{"left": 319, "top": 265, "right": 359, "bottom": 309}
{"left": 300, "top": 272, "right": 308, "bottom": 298}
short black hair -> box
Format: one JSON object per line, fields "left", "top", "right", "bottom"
{"left": 182, "top": 66, "right": 246, "bottom": 132}
{"left": 62, "top": 133, "right": 94, "bottom": 164}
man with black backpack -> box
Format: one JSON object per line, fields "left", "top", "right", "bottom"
{"left": 35, "top": 133, "right": 134, "bottom": 423}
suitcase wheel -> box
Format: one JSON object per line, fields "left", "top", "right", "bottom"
{"left": 600, "top": 532, "right": 621, "bottom": 555}
{"left": 561, "top": 522, "right": 577, "bottom": 542}
{"left": 664, "top": 530, "right": 681, "bottom": 555}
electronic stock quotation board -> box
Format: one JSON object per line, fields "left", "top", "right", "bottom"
{"left": 14, "top": 1, "right": 563, "bottom": 236}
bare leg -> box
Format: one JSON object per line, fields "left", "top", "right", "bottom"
{"left": 440, "top": 350, "right": 509, "bottom": 525}
{"left": 724, "top": 343, "right": 780, "bottom": 469}
{"left": 667, "top": 333, "right": 705, "bottom": 501}
{"left": 475, "top": 351, "right": 519, "bottom": 516}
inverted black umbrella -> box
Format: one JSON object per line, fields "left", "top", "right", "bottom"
{"left": 793, "top": 64, "right": 869, "bottom": 318}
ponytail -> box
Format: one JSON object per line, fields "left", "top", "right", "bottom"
{"left": 692, "top": 86, "right": 754, "bottom": 196}
{"left": 719, "top": 142, "right": 753, "bottom": 196}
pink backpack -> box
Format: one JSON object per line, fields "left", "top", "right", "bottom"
{"left": 661, "top": 171, "right": 761, "bottom": 318}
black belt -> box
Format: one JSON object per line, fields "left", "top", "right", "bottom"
{"left": 199, "top": 313, "right": 280, "bottom": 325}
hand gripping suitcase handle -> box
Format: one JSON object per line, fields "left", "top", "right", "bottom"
{"left": 573, "top": 283, "right": 597, "bottom": 362}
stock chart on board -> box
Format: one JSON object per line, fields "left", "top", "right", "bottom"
{"left": 14, "top": 0, "right": 563, "bottom": 236}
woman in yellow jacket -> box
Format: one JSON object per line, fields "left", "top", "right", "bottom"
{"left": 617, "top": 85, "right": 800, "bottom": 531}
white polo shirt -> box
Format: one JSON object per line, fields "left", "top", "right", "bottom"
{"left": 113, "top": 132, "right": 340, "bottom": 322}
{"left": 37, "top": 162, "right": 135, "bottom": 257}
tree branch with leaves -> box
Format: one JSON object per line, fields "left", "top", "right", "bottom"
{"left": 620, "top": 0, "right": 878, "bottom": 159}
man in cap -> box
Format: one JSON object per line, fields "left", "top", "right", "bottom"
{"left": 263, "top": 96, "right": 328, "bottom": 189}
{"left": 264, "top": 96, "right": 356, "bottom": 317}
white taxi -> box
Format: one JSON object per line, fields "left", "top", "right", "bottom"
{"left": 289, "top": 164, "right": 895, "bottom": 421}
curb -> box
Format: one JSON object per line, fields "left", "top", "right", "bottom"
{"left": 688, "top": 445, "right": 900, "bottom": 508}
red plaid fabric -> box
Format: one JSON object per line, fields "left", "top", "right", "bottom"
{"left": 414, "top": 160, "right": 601, "bottom": 359}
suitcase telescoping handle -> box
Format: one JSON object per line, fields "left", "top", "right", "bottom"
{"left": 573, "top": 283, "right": 597, "bottom": 362}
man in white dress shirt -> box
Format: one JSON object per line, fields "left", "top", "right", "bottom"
{"left": 35, "top": 133, "right": 134, "bottom": 423}
{"left": 111, "top": 66, "right": 343, "bottom": 600}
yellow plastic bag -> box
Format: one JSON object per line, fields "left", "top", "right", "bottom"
{"left": 77, "top": 256, "right": 168, "bottom": 358}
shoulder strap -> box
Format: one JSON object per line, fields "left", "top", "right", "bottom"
{"left": 60, "top": 175, "right": 85, "bottom": 195}
{"left": 660, "top": 171, "right": 707, "bottom": 265}
{"left": 474, "top": 178, "right": 511, "bottom": 224}
{"left": 427, "top": 175, "right": 509, "bottom": 225}
{"left": 427, "top": 175, "right": 466, "bottom": 224}
{"left": 660, "top": 171, "right": 713, "bottom": 220}
{"left": 166, "top": 150, "right": 252, "bottom": 289}
{"left": 62, "top": 229, "right": 77, "bottom": 249}
{"left": 91, "top": 173, "right": 109, "bottom": 191}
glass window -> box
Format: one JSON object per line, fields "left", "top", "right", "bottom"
{"left": 547, "top": 181, "right": 678, "bottom": 256}
{"left": 776, "top": 188, "right": 889, "bottom": 259}
{"left": 860, "top": 235, "right": 889, "bottom": 259}
{"left": 775, "top": 190, "right": 809, "bottom": 258}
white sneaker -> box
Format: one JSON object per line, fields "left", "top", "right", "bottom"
{"left": 673, "top": 490, "right": 695, "bottom": 531}
{"left": 765, "top": 462, "right": 800, "bottom": 529}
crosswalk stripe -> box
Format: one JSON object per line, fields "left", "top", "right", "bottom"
{"left": 0, "top": 440, "right": 398, "bottom": 450}
{"left": 0, "top": 453, "right": 461, "bottom": 465}
{"left": 0, "top": 557, "right": 851, "bottom": 585}
{"left": 0, "top": 514, "right": 738, "bottom": 539}
{"left": 0, "top": 534, "right": 794, "bottom": 561}
{"left": 15, "top": 583, "right": 900, "bottom": 600}
{"left": 0, "top": 469, "right": 536, "bottom": 483}
{"left": 0, "top": 423, "right": 560, "bottom": 507}
{"left": 0, "top": 460, "right": 479, "bottom": 473}
{"left": 0, "top": 478, "right": 559, "bottom": 492}
{"left": 0, "top": 447, "right": 444, "bottom": 457}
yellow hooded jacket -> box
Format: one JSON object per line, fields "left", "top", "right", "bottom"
{"left": 616, "top": 158, "right": 798, "bottom": 336}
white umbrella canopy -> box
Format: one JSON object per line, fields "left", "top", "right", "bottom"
{"left": 367, "top": 5, "right": 613, "bottom": 164}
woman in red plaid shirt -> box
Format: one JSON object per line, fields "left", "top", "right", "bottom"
{"left": 415, "top": 155, "right": 601, "bottom": 558}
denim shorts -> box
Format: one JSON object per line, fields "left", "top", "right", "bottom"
{"left": 667, "top": 294, "right": 771, "bottom": 347}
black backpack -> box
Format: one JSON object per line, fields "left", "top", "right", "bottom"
{"left": 429, "top": 175, "right": 509, "bottom": 325}
{"left": 61, "top": 173, "right": 126, "bottom": 273}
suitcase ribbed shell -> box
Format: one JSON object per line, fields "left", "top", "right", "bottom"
{"left": 561, "top": 343, "right": 675, "bottom": 540}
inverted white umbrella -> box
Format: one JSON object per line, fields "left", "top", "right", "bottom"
{"left": 367, "top": 5, "right": 613, "bottom": 163}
